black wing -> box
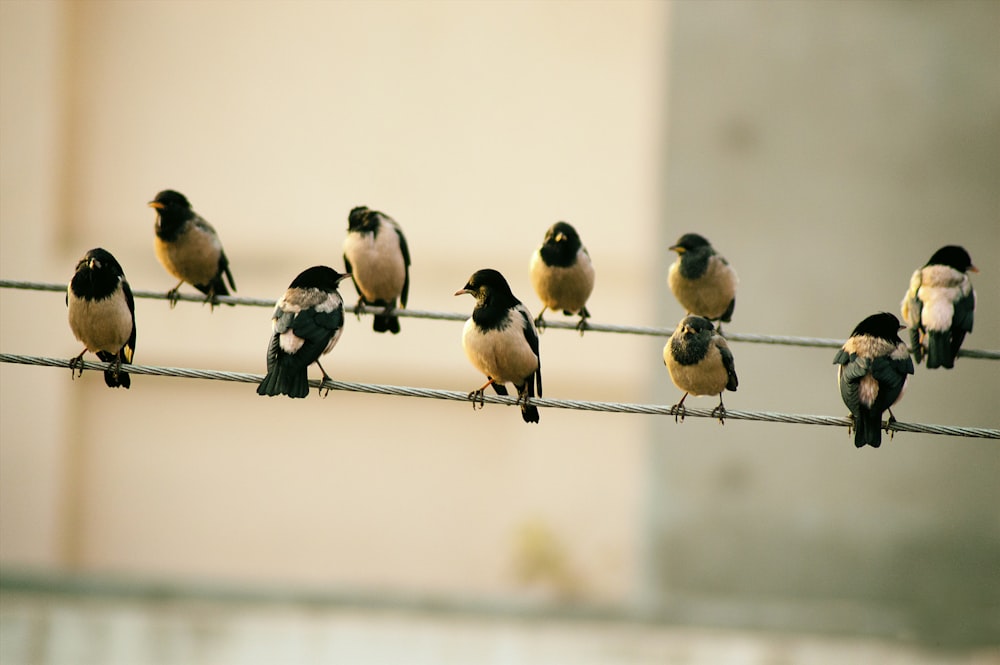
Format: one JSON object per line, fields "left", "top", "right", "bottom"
{"left": 289, "top": 306, "right": 344, "bottom": 366}
{"left": 122, "top": 278, "right": 137, "bottom": 363}
{"left": 518, "top": 307, "right": 542, "bottom": 398}
{"left": 718, "top": 338, "right": 738, "bottom": 391}
{"left": 870, "top": 353, "right": 914, "bottom": 412}
{"left": 395, "top": 225, "right": 411, "bottom": 308}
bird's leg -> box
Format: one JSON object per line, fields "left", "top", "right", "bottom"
{"left": 111, "top": 353, "right": 122, "bottom": 380}
{"left": 576, "top": 308, "right": 590, "bottom": 336}
{"left": 711, "top": 394, "right": 727, "bottom": 425}
{"left": 533, "top": 307, "right": 548, "bottom": 332}
{"left": 204, "top": 285, "right": 219, "bottom": 312}
{"left": 353, "top": 297, "right": 367, "bottom": 320}
{"left": 885, "top": 408, "right": 897, "bottom": 440}
{"left": 315, "top": 360, "right": 332, "bottom": 398}
{"left": 846, "top": 413, "right": 855, "bottom": 438}
{"left": 69, "top": 349, "right": 87, "bottom": 379}
{"left": 468, "top": 378, "right": 494, "bottom": 410}
{"left": 166, "top": 281, "right": 185, "bottom": 309}
{"left": 669, "top": 393, "right": 689, "bottom": 423}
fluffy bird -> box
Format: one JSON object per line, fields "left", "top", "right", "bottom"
{"left": 342, "top": 205, "right": 411, "bottom": 334}
{"left": 529, "top": 221, "right": 595, "bottom": 333}
{"left": 900, "top": 245, "right": 977, "bottom": 369}
{"left": 456, "top": 269, "right": 543, "bottom": 424}
{"left": 667, "top": 233, "right": 738, "bottom": 330}
{"left": 663, "top": 315, "right": 738, "bottom": 424}
{"left": 257, "top": 266, "right": 350, "bottom": 399}
{"left": 66, "top": 247, "right": 137, "bottom": 389}
{"left": 149, "top": 189, "right": 236, "bottom": 308}
{"left": 833, "top": 312, "right": 914, "bottom": 448}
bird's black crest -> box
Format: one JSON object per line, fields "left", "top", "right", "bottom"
{"left": 670, "top": 233, "right": 713, "bottom": 252}
{"left": 289, "top": 266, "right": 349, "bottom": 291}
{"left": 925, "top": 245, "right": 974, "bottom": 273}
{"left": 850, "top": 312, "right": 903, "bottom": 343}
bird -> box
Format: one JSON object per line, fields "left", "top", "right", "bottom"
{"left": 456, "top": 269, "right": 543, "bottom": 423}
{"left": 900, "top": 245, "right": 977, "bottom": 369}
{"left": 529, "top": 221, "right": 595, "bottom": 333}
{"left": 663, "top": 315, "right": 738, "bottom": 424}
{"left": 667, "top": 233, "right": 738, "bottom": 331}
{"left": 833, "top": 312, "right": 914, "bottom": 448}
{"left": 149, "top": 189, "right": 236, "bottom": 309}
{"left": 342, "top": 205, "right": 411, "bottom": 334}
{"left": 257, "top": 266, "right": 351, "bottom": 399}
{"left": 66, "top": 247, "right": 137, "bottom": 389}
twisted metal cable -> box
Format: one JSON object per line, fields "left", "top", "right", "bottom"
{"left": 3, "top": 353, "right": 996, "bottom": 439}
{"left": 2, "top": 279, "right": 998, "bottom": 359}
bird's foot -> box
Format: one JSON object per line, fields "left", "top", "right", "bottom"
{"left": 575, "top": 316, "right": 589, "bottom": 336}
{"left": 316, "top": 361, "right": 332, "bottom": 397}
{"left": 69, "top": 351, "right": 86, "bottom": 379}
{"left": 711, "top": 403, "right": 727, "bottom": 425}
{"left": 885, "top": 410, "right": 897, "bottom": 439}
{"left": 353, "top": 298, "right": 367, "bottom": 320}
{"left": 846, "top": 413, "right": 855, "bottom": 437}
{"left": 166, "top": 287, "right": 181, "bottom": 309}
{"left": 204, "top": 290, "right": 219, "bottom": 312}
{"left": 468, "top": 389, "right": 486, "bottom": 410}
{"left": 669, "top": 403, "right": 686, "bottom": 423}
{"left": 534, "top": 315, "right": 546, "bottom": 332}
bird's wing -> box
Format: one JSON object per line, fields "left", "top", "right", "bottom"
{"left": 900, "top": 269, "right": 923, "bottom": 329}
{"left": 834, "top": 350, "right": 869, "bottom": 383}
{"left": 717, "top": 337, "right": 738, "bottom": 391}
{"left": 394, "top": 224, "right": 411, "bottom": 308}
{"left": 518, "top": 307, "right": 542, "bottom": 398}
{"left": 869, "top": 353, "right": 913, "bottom": 410}
{"left": 122, "top": 278, "right": 137, "bottom": 363}
{"left": 219, "top": 250, "right": 236, "bottom": 291}
{"left": 191, "top": 214, "right": 220, "bottom": 239}
{"left": 291, "top": 306, "right": 344, "bottom": 345}
{"left": 953, "top": 285, "right": 975, "bottom": 334}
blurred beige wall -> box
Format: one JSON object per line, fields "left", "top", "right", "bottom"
{"left": 1, "top": 0, "right": 667, "bottom": 603}
{"left": 2, "top": 0, "right": 999, "bottom": 648}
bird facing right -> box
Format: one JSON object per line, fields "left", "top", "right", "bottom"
{"left": 833, "top": 312, "right": 914, "bottom": 448}
{"left": 667, "top": 233, "right": 737, "bottom": 329}
{"left": 900, "top": 245, "right": 977, "bottom": 369}
{"left": 663, "top": 315, "right": 738, "bottom": 424}
{"left": 342, "top": 205, "right": 411, "bottom": 334}
{"left": 66, "top": 247, "right": 137, "bottom": 389}
{"left": 456, "top": 269, "right": 542, "bottom": 424}
{"left": 529, "top": 221, "right": 595, "bottom": 332}
{"left": 257, "top": 266, "right": 350, "bottom": 399}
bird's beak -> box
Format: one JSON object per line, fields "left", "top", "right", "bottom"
{"left": 970, "top": 264, "right": 979, "bottom": 273}
{"left": 88, "top": 258, "right": 100, "bottom": 270}
{"left": 669, "top": 245, "right": 684, "bottom": 254}
{"left": 555, "top": 232, "right": 566, "bottom": 243}
{"left": 148, "top": 201, "right": 163, "bottom": 210}
{"left": 337, "top": 273, "right": 352, "bottom": 284}
{"left": 455, "top": 288, "right": 472, "bottom": 296}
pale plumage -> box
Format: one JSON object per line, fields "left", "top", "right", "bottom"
{"left": 663, "top": 315, "right": 738, "bottom": 424}
{"left": 530, "top": 221, "right": 595, "bottom": 333}
{"left": 343, "top": 206, "right": 411, "bottom": 334}
{"left": 667, "top": 233, "right": 737, "bottom": 328}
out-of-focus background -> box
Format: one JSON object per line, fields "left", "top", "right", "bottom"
{"left": 1, "top": 1, "right": 998, "bottom": 662}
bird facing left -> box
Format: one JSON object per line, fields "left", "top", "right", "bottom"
{"left": 66, "top": 247, "right": 137, "bottom": 389}
{"left": 257, "top": 266, "right": 351, "bottom": 399}
{"left": 456, "top": 268, "right": 543, "bottom": 424}
{"left": 149, "top": 189, "right": 236, "bottom": 309}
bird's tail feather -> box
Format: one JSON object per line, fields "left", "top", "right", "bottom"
{"left": 257, "top": 362, "right": 310, "bottom": 398}
{"left": 96, "top": 350, "right": 130, "bottom": 389}
{"left": 926, "top": 331, "right": 953, "bottom": 369}
{"left": 372, "top": 314, "right": 400, "bottom": 334}
{"left": 520, "top": 404, "right": 540, "bottom": 424}
{"left": 854, "top": 408, "right": 882, "bottom": 448}
{"left": 909, "top": 328, "right": 924, "bottom": 364}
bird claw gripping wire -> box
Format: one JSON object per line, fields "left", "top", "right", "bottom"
{"left": 68, "top": 352, "right": 86, "bottom": 380}
{"left": 711, "top": 402, "right": 727, "bottom": 426}
{"left": 467, "top": 389, "right": 486, "bottom": 410}
{"left": 885, "top": 410, "right": 897, "bottom": 440}
{"left": 165, "top": 286, "right": 182, "bottom": 309}
{"left": 669, "top": 403, "right": 686, "bottom": 423}
{"left": 353, "top": 298, "right": 367, "bottom": 321}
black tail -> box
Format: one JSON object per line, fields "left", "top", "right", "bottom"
{"left": 257, "top": 361, "right": 309, "bottom": 398}
{"left": 516, "top": 382, "right": 540, "bottom": 424}
{"left": 96, "top": 350, "right": 130, "bottom": 389}
{"left": 925, "top": 331, "right": 954, "bottom": 369}
{"left": 909, "top": 328, "right": 924, "bottom": 364}
{"left": 372, "top": 314, "right": 400, "bottom": 334}
{"left": 854, "top": 408, "right": 882, "bottom": 448}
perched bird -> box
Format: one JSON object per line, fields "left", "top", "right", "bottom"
{"left": 833, "top": 312, "right": 914, "bottom": 448}
{"left": 149, "top": 189, "right": 236, "bottom": 308}
{"left": 66, "top": 247, "right": 136, "bottom": 389}
{"left": 667, "top": 233, "right": 738, "bottom": 330}
{"left": 900, "top": 245, "right": 977, "bottom": 369}
{"left": 342, "top": 205, "right": 411, "bottom": 334}
{"left": 257, "top": 266, "right": 350, "bottom": 399}
{"left": 663, "top": 315, "right": 738, "bottom": 424}
{"left": 529, "top": 221, "right": 595, "bottom": 333}
{"left": 456, "top": 269, "right": 543, "bottom": 423}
